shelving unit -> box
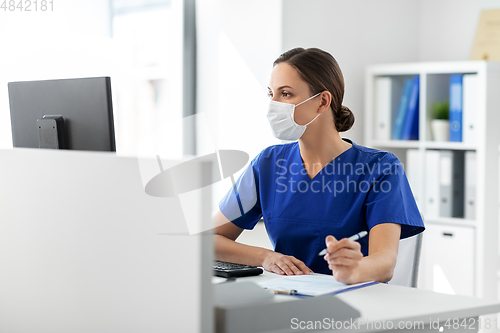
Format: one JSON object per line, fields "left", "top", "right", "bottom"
{"left": 364, "top": 61, "right": 500, "bottom": 300}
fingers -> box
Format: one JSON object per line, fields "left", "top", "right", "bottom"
{"left": 275, "top": 259, "right": 296, "bottom": 275}
{"left": 326, "top": 238, "right": 361, "bottom": 255}
{"left": 324, "top": 237, "right": 363, "bottom": 269}
{"left": 324, "top": 248, "right": 362, "bottom": 266}
{"left": 265, "top": 255, "right": 314, "bottom": 276}
{"left": 326, "top": 246, "right": 363, "bottom": 260}
{"left": 326, "top": 254, "right": 362, "bottom": 268}
{"left": 322, "top": 235, "right": 364, "bottom": 284}
{"left": 276, "top": 257, "right": 311, "bottom": 275}
{"left": 268, "top": 263, "right": 287, "bottom": 275}
{"left": 325, "top": 235, "right": 337, "bottom": 247}
{"left": 290, "top": 257, "right": 314, "bottom": 275}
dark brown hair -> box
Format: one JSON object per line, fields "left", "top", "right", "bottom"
{"left": 273, "top": 47, "right": 354, "bottom": 132}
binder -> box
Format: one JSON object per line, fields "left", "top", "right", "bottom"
{"left": 439, "top": 151, "right": 465, "bottom": 218}
{"left": 462, "top": 74, "right": 478, "bottom": 145}
{"left": 392, "top": 79, "right": 413, "bottom": 140}
{"left": 401, "top": 76, "right": 420, "bottom": 140}
{"left": 425, "top": 150, "right": 441, "bottom": 218}
{"left": 451, "top": 151, "right": 465, "bottom": 218}
{"left": 449, "top": 74, "right": 463, "bottom": 142}
{"left": 464, "top": 151, "right": 476, "bottom": 220}
{"left": 406, "top": 149, "right": 421, "bottom": 207}
{"left": 439, "top": 151, "right": 452, "bottom": 217}
{"left": 374, "top": 77, "right": 392, "bottom": 141}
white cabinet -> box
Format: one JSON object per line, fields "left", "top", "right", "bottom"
{"left": 418, "top": 224, "right": 475, "bottom": 296}
{"left": 364, "top": 61, "right": 500, "bottom": 299}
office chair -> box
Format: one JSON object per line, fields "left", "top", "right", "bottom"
{"left": 388, "top": 232, "right": 423, "bottom": 288}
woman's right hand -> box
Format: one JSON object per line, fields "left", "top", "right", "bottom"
{"left": 262, "top": 251, "right": 313, "bottom": 275}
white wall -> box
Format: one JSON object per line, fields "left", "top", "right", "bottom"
{"left": 282, "top": 0, "right": 421, "bottom": 145}
{"left": 196, "top": 0, "right": 284, "bottom": 207}
{"left": 0, "top": 1, "right": 111, "bottom": 38}
{"left": 418, "top": 0, "right": 500, "bottom": 61}
{"left": 4, "top": 0, "right": 497, "bottom": 153}
{"left": 281, "top": 0, "right": 500, "bottom": 144}
{"left": 0, "top": 0, "right": 112, "bottom": 148}
{"left": 197, "top": 0, "right": 283, "bottom": 157}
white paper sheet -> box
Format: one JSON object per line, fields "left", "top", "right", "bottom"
{"left": 257, "top": 273, "right": 377, "bottom": 296}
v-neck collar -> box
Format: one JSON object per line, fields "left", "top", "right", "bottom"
{"left": 294, "top": 138, "right": 355, "bottom": 181}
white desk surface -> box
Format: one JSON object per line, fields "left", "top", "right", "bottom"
{"left": 336, "top": 283, "right": 499, "bottom": 326}
{"left": 228, "top": 271, "right": 500, "bottom": 333}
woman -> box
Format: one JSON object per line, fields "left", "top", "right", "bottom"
{"left": 214, "top": 47, "right": 424, "bottom": 284}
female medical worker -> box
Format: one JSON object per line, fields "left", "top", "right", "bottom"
{"left": 214, "top": 47, "right": 424, "bottom": 284}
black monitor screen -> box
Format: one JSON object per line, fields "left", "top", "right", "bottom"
{"left": 8, "top": 77, "right": 116, "bottom": 152}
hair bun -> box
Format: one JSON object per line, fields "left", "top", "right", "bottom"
{"left": 335, "top": 105, "right": 355, "bottom": 132}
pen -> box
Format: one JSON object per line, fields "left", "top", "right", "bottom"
{"left": 265, "top": 288, "right": 298, "bottom": 295}
{"left": 318, "top": 231, "right": 368, "bottom": 256}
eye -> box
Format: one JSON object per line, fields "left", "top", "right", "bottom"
{"left": 267, "top": 91, "right": 273, "bottom": 98}
{"left": 282, "top": 91, "right": 291, "bottom": 97}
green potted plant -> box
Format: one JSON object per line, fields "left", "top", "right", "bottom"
{"left": 430, "top": 100, "right": 449, "bottom": 141}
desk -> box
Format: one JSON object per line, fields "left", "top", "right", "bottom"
{"left": 216, "top": 271, "right": 500, "bottom": 333}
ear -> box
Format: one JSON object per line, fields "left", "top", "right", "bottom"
{"left": 318, "top": 91, "right": 332, "bottom": 113}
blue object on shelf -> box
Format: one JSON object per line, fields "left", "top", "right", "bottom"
{"left": 449, "top": 74, "right": 463, "bottom": 142}
{"left": 400, "top": 76, "right": 420, "bottom": 140}
{"left": 392, "top": 79, "right": 413, "bottom": 140}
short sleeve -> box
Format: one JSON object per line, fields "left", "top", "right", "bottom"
{"left": 218, "top": 153, "right": 262, "bottom": 230}
{"left": 365, "top": 153, "right": 425, "bottom": 239}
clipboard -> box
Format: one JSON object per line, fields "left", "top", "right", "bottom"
{"left": 257, "top": 273, "right": 378, "bottom": 297}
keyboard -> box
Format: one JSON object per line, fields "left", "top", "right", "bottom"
{"left": 213, "top": 260, "right": 264, "bottom": 278}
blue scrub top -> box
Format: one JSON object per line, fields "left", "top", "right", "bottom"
{"left": 219, "top": 139, "right": 424, "bottom": 275}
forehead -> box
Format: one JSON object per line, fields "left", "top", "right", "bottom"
{"left": 268, "top": 62, "right": 309, "bottom": 91}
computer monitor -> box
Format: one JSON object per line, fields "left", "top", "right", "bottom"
{"left": 8, "top": 77, "right": 116, "bottom": 151}
{"left": 0, "top": 148, "right": 214, "bottom": 332}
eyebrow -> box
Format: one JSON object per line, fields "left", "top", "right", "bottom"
{"left": 267, "top": 85, "right": 294, "bottom": 91}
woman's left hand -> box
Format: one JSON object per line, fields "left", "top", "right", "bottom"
{"left": 323, "top": 235, "right": 363, "bottom": 284}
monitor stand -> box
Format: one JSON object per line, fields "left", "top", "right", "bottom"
{"left": 37, "top": 115, "right": 67, "bottom": 149}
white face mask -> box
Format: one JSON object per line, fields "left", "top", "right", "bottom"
{"left": 266, "top": 92, "right": 321, "bottom": 141}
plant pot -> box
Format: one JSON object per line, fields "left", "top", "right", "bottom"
{"left": 431, "top": 119, "right": 449, "bottom": 141}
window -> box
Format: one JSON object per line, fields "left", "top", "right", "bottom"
{"left": 111, "top": 0, "right": 187, "bottom": 157}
